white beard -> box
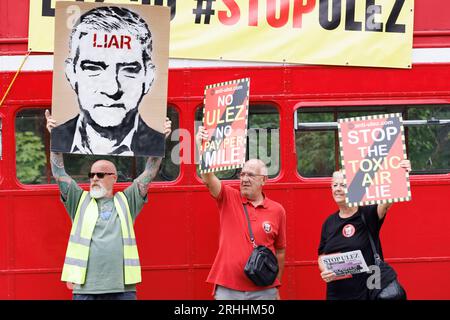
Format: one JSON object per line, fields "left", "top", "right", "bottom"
{"left": 90, "top": 185, "right": 107, "bottom": 199}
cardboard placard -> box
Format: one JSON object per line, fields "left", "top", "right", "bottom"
{"left": 51, "top": 2, "right": 169, "bottom": 156}
{"left": 338, "top": 113, "right": 411, "bottom": 207}
{"left": 199, "top": 78, "right": 250, "bottom": 173}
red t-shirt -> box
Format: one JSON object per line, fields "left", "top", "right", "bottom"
{"left": 206, "top": 183, "right": 286, "bottom": 292}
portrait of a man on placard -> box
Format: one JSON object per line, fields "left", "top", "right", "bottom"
{"left": 51, "top": 3, "right": 170, "bottom": 156}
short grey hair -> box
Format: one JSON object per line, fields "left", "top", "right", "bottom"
{"left": 332, "top": 170, "right": 344, "bottom": 180}
{"left": 68, "top": 6, "right": 153, "bottom": 68}
{"left": 245, "top": 159, "right": 268, "bottom": 176}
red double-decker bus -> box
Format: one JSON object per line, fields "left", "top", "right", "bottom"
{"left": 0, "top": 0, "right": 449, "bottom": 299}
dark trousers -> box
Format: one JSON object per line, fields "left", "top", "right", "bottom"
{"left": 73, "top": 292, "right": 137, "bottom": 300}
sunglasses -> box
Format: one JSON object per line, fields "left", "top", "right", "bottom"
{"left": 88, "top": 172, "right": 115, "bottom": 179}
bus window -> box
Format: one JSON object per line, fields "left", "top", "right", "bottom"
{"left": 295, "top": 105, "right": 450, "bottom": 177}
{"left": 406, "top": 106, "right": 450, "bottom": 174}
{"left": 15, "top": 107, "right": 180, "bottom": 185}
{"left": 195, "top": 104, "right": 280, "bottom": 180}
{"left": 15, "top": 109, "right": 48, "bottom": 184}
{"left": 295, "top": 110, "right": 336, "bottom": 178}
{"left": 150, "top": 105, "right": 180, "bottom": 181}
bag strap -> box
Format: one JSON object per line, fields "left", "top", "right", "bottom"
{"left": 242, "top": 204, "right": 257, "bottom": 248}
{"left": 360, "top": 212, "right": 382, "bottom": 264}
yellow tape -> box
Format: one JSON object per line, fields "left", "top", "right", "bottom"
{"left": 0, "top": 51, "right": 31, "bottom": 107}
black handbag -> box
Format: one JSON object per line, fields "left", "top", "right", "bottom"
{"left": 361, "top": 213, "right": 407, "bottom": 300}
{"left": 242, "top": 204, "right": 279, "bottom": 286}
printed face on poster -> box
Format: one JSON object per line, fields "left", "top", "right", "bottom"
{"left": 338, "top": 113, "right": 411, "bottom": 207}
{"left": 199, "top": 78, "right": 250, "bottom": 173}
{"left": 51, "top": 2, "right": 170, "bottom": 156}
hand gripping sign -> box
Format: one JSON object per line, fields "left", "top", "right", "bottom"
{"left": 199, "top": 78, "right": 250, "bottom": 173}
{"left": 338, "top": 113, "right": 411, "bottom": 207}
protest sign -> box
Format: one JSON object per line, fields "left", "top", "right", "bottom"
{"left": 320, "top": 250, "right": 369, "bottom": 276}
{"left": 51, "top": 2, "right": 169, "bottom": 156}
{"left": 199, "top": 78, "right": 249, "bottom": 173}
{"left": 29, "top": 0, "right": 414, "bottom": 68}
{"left": 338, "top": 113, "right": 411, "bottom": 207}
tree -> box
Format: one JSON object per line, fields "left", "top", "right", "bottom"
{"left": 16, "top": 131, "right": 46, "bottom": 184}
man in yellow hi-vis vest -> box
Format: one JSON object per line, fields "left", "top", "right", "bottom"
{"left": 46, "top": 110, "right": 171, "bottom": 300}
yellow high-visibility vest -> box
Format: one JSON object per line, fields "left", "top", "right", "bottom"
{"left": 61, "top": 191, "right": 141, "bottom": 285}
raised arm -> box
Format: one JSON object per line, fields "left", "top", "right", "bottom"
{"left": 377, "top": 159, "right": 412, "bottom": 220}
{"left": 135, "top": 117, "right": 172, "bottom": 197}
{"left": 135, "top": 157, "right": 162, "bottom": 197}
{"left": 45, "top": 110, "right": 74, "bottom": 200}
{"left": 196, "top": 126, "right": 221, "bottom": 198}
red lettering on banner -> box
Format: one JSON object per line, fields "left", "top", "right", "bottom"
{"left": 216, "top": 0, "right": 405, "bottom": 34}
{"left": 218, "top": 0, "right": 241, "bottom": 25}
{"left": 221, "top": 0, "right": 317, "bottom": 28}
{"left": 249, "top": 0, "right": 259, "bottom": 26}
{"left": 92, "top": 33, "right": 132, "bottom": 49}
{"left": 218, "top": 0, "right": 316, "bottom": 28}
{"left": 293, "top": 0, "right": 316, "bottom": 28}
{"left": 267, "top": 0, "right": 290, "bottom": 28}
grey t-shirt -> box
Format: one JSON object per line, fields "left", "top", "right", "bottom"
{"left": 62, "top": 180, "right": 147, "bottom": 294}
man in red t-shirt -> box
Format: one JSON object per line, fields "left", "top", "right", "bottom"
{"left": 196, "top": 127, "right": 286, "bottom": 300}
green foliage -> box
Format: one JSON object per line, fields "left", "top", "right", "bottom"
{"left": 296, "top": 112, "right": 336, "bottom": 177}
{"left": 15, "top": 131, "right": 46, "bottom": 184}
{"left": 295, "top": 106, "right": 450, "bottom": 177}
{"left": 407, "top": 107, "right": 450, "bottom": 173}
{"left": 296, "top": 131, "right": 335, "bottom": 177}
{"left": 14, "top": 107, "right": 181, "bottom": 184}
{"left": 248, "top": 111, "right": 280, "bottom": 177}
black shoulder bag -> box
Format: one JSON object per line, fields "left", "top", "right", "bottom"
{"left": 242, "top": 204, "right": 279, "bottom": 286}
{"left": 361, "top": 212, "right": 407, "bottom": 300}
